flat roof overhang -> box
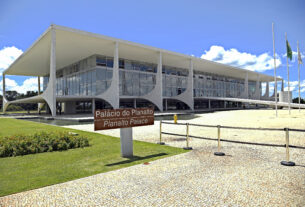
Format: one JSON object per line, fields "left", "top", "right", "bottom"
{"left": 4, "top": 24, "right": 281, "bottom": 82}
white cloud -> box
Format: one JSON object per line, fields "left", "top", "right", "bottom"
{"left": 0, "top": 77, "right": 39, "bottom": 95}
{"left": 0, "top": 46, "right": 23, "bottom": 76}
{"left": 283, "top": 80, "right": 305, "bottom": 93}
{"left": 201, "top": 45, "right": 282, "bottom": 72}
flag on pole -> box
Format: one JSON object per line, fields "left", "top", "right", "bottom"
{"left": 286, "top": 40, "right": 293, "bottom": 61}
{"left": 298, "top": 44, "right": 303, "bottom": 65}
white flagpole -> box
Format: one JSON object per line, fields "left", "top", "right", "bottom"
{"left": 272, "top": 23, "right": 278, "bottom": 117}
{"left": 286, "top": 33, "right": 291, "bottom": 115}
{"left": 298, "top": 41, "right": 301, "bottom": 113}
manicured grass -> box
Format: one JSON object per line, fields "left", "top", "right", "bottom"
{"left": 0, "top": 110, "right": 42, "bottom": 115}
{"left": 0, "top": 118, "right": 186, "bottom": 197}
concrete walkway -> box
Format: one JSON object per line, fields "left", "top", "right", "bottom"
{"left": 1, "top": 143, "right": 304, "bottom": 206}
{"left": 1, "top": 109, "right": 305, "bottom": 206}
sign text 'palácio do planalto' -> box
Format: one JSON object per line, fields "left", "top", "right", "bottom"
{"left": 94, "top": 108, "right": 154, "bottom": 130}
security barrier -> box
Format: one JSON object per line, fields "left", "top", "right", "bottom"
{"left": 159, "top": 121, "right": 305, "bottom": 166}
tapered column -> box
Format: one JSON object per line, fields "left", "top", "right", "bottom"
{"left": 244, "top": 72, "right": 249, "bottom": 98}
{"left": 265, "top": 82, "right": 269, "bottom": 98}
{"left": 281, "top": 79, "right": 284, "bottom": 92}
{"left": 255, "top": 74, "right": 260, "bottom": 99}
{"left": 96, "top": 41, "right": 119, "bottom": 109}
{"left": 49, "top": 28, "right": 57, "bottom": 116}
{"left": 142, "top": 51, "right": 163, "bottom": 111}
{"left": 113, "top": 42, "right": 119, "bottom": 108}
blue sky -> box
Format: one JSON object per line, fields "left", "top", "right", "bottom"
{"left": 0, "top": 0, "right": 304, "bottom": 97}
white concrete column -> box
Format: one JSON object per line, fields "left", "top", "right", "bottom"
{"left": 165, "top": 99, "right": 168, "bottom": 111}
{"left": 244, "top": 72, "right": 249, "bottom": 99}
{"left": 281, "top": 79, "right": 284, "bottom": 92}
{"left": 133, "top": 99, "right": 136, "bottom": 108}
{"left": 208, "top": 99, "right": 211, "bottom": 109}
{"left": 255, "top": 74, "right": 260, "bottom": 99}
{"left": 96, "top": 41, "right": 120, "bottom": 109}
{"left": 171, "top": 58, "right": 194, "bottom": 110}
{"left": 265, "top": 82, "right": 270, "bottom": 98}
{"left": 41, "top": 26, "right": 57, "bottom": 117}
{"left": 112, "top": 42, "right": 120, "bottom": 109}
{"left": 142, "top": 51, "right": 163, "bottom": 111}
{"left": 50, "top": 28, "right": 57, "bottom": 116}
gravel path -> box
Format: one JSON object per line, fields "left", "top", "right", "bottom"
{"left": 1, "top": 109, "right": 305, "bottom": 206}
{"left": 1, "top": 144, "right": 304, "bottom": 206}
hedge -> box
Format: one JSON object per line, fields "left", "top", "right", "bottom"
{"left": 0, "top": 132, "right": 89, "bottom": 157}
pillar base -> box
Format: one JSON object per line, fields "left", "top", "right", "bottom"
{"left": 157, "top": 142, "right": 165, "bottom": 145}
{"left": 280, "top": 161, "right": 295, "bottom": 166}
{"left": 214, "top": 152, "right": 225, "bottom": 156}
{"left": 183, "top": 147, "right": 193, "bottom": 150}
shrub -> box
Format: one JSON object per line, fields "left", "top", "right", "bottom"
{"left": 0, "top": 132, "right": 89, "bottom": 158}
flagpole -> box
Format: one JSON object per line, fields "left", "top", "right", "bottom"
{"left": 285, "top": 33, "right": 291, "bottom": 115}
{"left": 298, "top": 41, "right": 301, "bottom": 113}
{"left": 272, "top": 23, "right": 278, "bottom": 117}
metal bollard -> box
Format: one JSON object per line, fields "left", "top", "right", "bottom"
{"left": 157, "top": 121, "right": 165, "bottom": 145}
{"left": 280, "top": 128, "right": 295, "bottom": 166}
{"left": 183, "top": 123, "right": 192, "bottom": 150}
{"left": 214, "top": 125, "right": 225, "bottom": 156}
{"left": 174, "top": 114, "right": 178, "bottom": 124}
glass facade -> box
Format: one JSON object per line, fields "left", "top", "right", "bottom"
{"left": 44, "top": 54, "right": 260, "bottom": 100}
{"left": 162, "top": 66, "right": 188, "bottom": 97}
{"left": 193, "top": 71, "right": 245, "bottom": 98}
{"left": 54, "top": 55, "right": 113, "bottom": 96}
{"left": 119, "top": 59, "right": 157, "bottom": 96}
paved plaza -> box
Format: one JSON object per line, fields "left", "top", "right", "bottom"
{"left": 1, "top": 109, "right": 305, "bottom": 206}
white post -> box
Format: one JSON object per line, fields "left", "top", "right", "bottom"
{"left": 134, "top": 99, "right": 136, "bottom": 108}
{"left": 272, "top": 23, "right": 278, "bottom": 117}
{"left": 50, "top": 27, "right": 57, "bottom": 117}
{"left": 120, "top": 128, "right": 133, "bottom": 157}
{"left": 113, "top": 42, "right": 133, "bottom": 157}
{"left": 297, "top": 41, "right": 301, "bottom": 113}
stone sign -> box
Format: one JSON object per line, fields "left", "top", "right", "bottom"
{"left": 94, "top": 108, "right": 154, "bottom": 131}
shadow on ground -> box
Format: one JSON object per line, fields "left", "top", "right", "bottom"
{"left": 105, "top": 153, "right": 168, "bottom": 166}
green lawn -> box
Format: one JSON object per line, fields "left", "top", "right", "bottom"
{"left": 0, "top": 110, "right": 42, "bottom": 115}
{"left": 0, "top": 118, "right": 186, "bottom": 197}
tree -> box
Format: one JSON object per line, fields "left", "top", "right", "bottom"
{"left": 292, "top": 97, "right": 305, "bottom": 104}
{"left": 3, "top": 91, "right": 39, "bottom": 111}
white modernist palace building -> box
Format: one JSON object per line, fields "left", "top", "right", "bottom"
{"left": 2, "top": 24, "right": 301, "bottom": 117}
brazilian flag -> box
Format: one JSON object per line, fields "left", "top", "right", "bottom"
{"left": 286, "top": 40, "right": 293, "bottom": 61}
